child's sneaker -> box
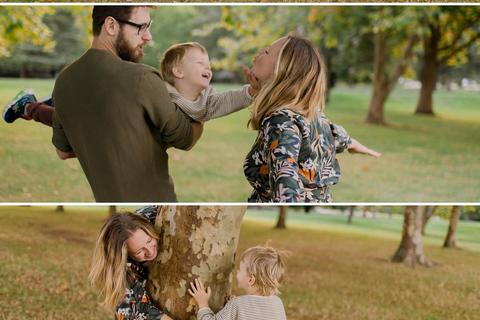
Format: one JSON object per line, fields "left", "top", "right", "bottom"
{"left": 39, "top": 94, "right": 54, "bottom": 108}
{"left": 3, "top": 88, "right": 37, "bottom": 123}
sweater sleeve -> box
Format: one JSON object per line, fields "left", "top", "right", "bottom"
{"left": 197, "top": 299, "right": 239, "bottom": 320}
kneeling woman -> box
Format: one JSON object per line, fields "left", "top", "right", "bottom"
{"left": 89, "top": 207, "right": 172, "bottom": 320}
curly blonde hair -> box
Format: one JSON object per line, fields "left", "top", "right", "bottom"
{"left": 241, "top": 242, "right": 288, "bottom": 296}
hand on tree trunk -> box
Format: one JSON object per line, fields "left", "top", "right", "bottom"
{"left": 189, "top": 278, "right": 212, "bottom": 310}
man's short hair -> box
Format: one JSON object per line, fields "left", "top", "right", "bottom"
{"left": 160, "top": 42, "right": 207, "bottom": 85}
{"left": 92, "top": 6, "right": 137, "bottom": 36}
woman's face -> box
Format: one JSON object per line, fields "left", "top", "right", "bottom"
{"left": 127, "top": 228, "right": 158, "bottom": 262}
{"left": 251, "top": 37, "right": 287, "bottom": 82}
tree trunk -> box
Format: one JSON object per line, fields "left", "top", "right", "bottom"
{"left": 366, "top": 26, "right": 417, "bottom": 125}
{"left": 55, "top": 205, "right": 64, "bottom": 212}
{"left": 347, "top": 206, "right": 355, "bottom": 224}
{"left": 391, "top": 206, "right": 433, "bottom": 267}
{"left": 415, "top": 22, "right": 441, "bottom": 115}
{"left": 108, "top": 206, "right": 116, "bottom": 216}
{"left": 443, "top": 206, "right": 461, "bottom": 248}
{"left": 366, "top": 30, "right": 388, "bottom": 125}
{"left": 147, "top": 206, "right": 247, "bottom": 320}
{"left": 275, "top": 207, "right": 287, "bottom": 229}
{"left": 422, "top": 205, "right": 437, "bottom": 235}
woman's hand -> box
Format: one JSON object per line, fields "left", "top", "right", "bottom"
{"left": 243, "top": 66, "right": 261, "bottom": 96}
{"left": 347, "top": 138, "right": 381, "bottom": 158}
{"left": 188, "top": 278, "right": 211, "bottom": 309}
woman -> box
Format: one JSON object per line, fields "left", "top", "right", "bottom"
{"left": 244, "top": 32, "right": 380, "bottom": 203}
{"left": 89, "top": 206, "right": 172, "bottom": 320}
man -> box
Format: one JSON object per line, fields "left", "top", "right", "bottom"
{"left": 51, "top": 6, "right": 203, "bottom": 202}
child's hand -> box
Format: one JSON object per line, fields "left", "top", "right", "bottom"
{"left": 242, "top": 66, "right": 261, "bottom": 95}
{"left": 226, "top": 295, "right": 236, "bottom": 302}
{"left": 188, "top": 278, "right": 211, "bottom": 309}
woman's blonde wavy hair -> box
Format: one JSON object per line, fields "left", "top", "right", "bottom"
{"left": 89, "top": 211, "right": 159, "bottom": 310}
{"left": 249, "top": 32, "right": 327, "bottom": 131}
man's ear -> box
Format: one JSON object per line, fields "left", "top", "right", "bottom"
{"left": 172, "top": 66, "right": 184, "bottom": 79}
{"left": 103, "top": 16, "right": 117, "bottom": 36}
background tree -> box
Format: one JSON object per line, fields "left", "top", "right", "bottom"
{"left": 142, "top": 7, "right": 198, "bottom": 69}
{"left": 366, "top": 7, "right": 419, "bottom": 125}
{"left": 347, "top": 205, "right": 355, "bottom": 224}
{"left": 391, "top": 206, "right": 434, "bottom": 267}
{"left": 415, "top": 7, "right": 480, "bottom": 115}
{"left": 108, "top": 206, "right": 116, "bottom": 216}
{"left": 0, "top": 7, "right": 55, "bottom": 58}
{"left": 421, "top": 205, "right": 437, "bottom": 235}
{"left": 0, "top": 7, "right": 88, "bottom": 77}
{"left": 55, "top": 205, "right": 64, "bottom": 213}
{"left": 147, "top": 206, "right": 247, "bottom": 319}
{"left": 443, "top": 205, "right": 461, "bottom": 248}
{"left": 276, "top": 206, "right": 287, "bottom": 229}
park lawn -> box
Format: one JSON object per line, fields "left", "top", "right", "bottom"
{"left": 0, "top": 206, "right": 478, "bottom": 320}
{"left": 1, "top": 78, "right": 480, "bottom": 202}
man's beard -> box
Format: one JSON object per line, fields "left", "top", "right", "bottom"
{"left": 115, "top": 29, "right": 144, "bottom": 63}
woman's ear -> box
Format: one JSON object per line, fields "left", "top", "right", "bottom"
{"left": 104, "top": 16, "right": 117, "bottom": 36}
{"left": 172, "top": 66, "right": 184, "bottom": 79}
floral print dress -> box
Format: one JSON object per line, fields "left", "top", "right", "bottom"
{"left": 115, "top": 206, "right": 166, "bottom": 320}
{"left": 244, "top": 109, "right": 351, "bottom": 203}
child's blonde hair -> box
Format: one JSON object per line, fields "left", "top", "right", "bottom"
{"left": 241, "top": 242, "right": 288, "bottom": 296}
{"left": 160, "top": 42, "right": 208, "bottom": 85}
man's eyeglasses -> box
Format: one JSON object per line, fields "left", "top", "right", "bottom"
{"left": 110, "top": 17, "right": 153, "bottom": 35}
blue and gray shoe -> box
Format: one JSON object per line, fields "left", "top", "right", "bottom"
{"left": 3, "top": 88, "right": 37, "bottom": 123}
{"left": 39, "top": 94, "right": 54, "bottom": 108}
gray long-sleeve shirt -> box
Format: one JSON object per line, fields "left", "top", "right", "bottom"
{"left": 197, "top": 295, "right": 287, "bottom": 320}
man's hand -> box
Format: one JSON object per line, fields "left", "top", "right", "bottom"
{"left": 188, "top": 278, "right": 211, "bottom": 309}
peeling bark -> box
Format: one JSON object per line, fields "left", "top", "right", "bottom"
{"left": 147, "top": 206, "right": 247, "bottom": 320}
{"left": 443, "top": 206, "right": 460, "bottom": 248}
{"left": 392, "top": 206, "right": 433, "bottom": 267}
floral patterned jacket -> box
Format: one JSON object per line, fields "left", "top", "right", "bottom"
{"left": 244, "top": 109, "right": 351, "bottom": 203}
{"left": 115, "top": 206, "right": 166, "bottom": 320}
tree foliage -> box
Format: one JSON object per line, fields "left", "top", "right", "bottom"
{"left": 0, "top": 7, "right": 55, "bottom": 57}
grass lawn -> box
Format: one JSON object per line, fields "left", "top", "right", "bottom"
{"left": 0, "top": 78, "right": 479, "bottom": 202}
{"left": 0, "top": 206, "right": 478, "bottom": 319}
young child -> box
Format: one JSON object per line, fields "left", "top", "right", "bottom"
{"left": 188, "top": 243, "right": 288, "bottom": 320}
{"left": 3, "top": 42, "right": 258, "bottom": 125}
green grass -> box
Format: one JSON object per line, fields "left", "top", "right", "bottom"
{"left": 0, "top": 206, "right": 478, "bottom": 320}
{"left": 1, "top": 78, "right": 480, "bottom": 202}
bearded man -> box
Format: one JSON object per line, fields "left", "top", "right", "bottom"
{"left": 52, "top": 6, "right": 203, "bottom": 202}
